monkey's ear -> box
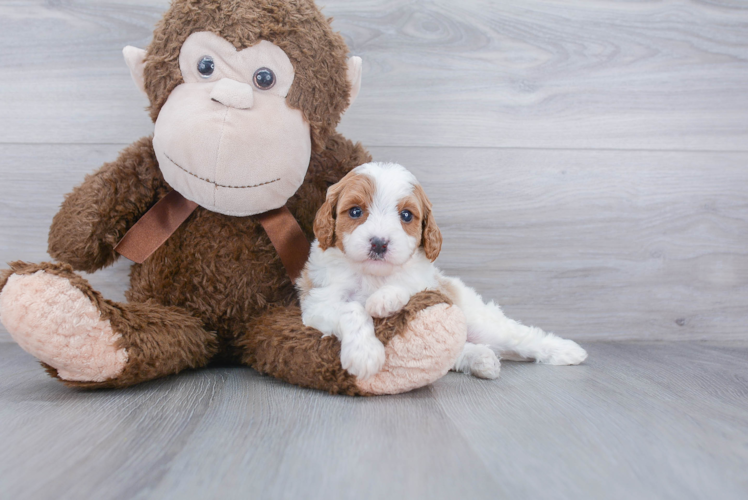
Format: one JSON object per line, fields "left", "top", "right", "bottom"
{"left": 123, "top": 46, "right": 147, "bottom": 95}
{"left": 346, "top": 56, "right": 363, "bottom": 108}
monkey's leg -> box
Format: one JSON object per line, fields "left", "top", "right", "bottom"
{"left": 235, "top": 291, "right": 466, "bottom": 396}
{"left": 0, "top": 261, "right": 218, "bottom": 388}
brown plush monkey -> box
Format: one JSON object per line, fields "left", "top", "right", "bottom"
{"left": 0, "top": 0, "right": 465, "bottom": 395}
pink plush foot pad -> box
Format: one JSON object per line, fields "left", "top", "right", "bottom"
{"left": 0, "top": 271, "right": 127, "bottom": 382}
{"left": 357, "top": 303, "right": 467, "bottom": 395}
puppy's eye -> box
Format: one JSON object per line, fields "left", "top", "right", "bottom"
{"left": 253, "top": 67, "right": 276, "bottom": 89}
{"left": 400, "top": 210, "right": 413, "bottom": 223}
{"left": 197, "top": 56, "right": 215, "bottom": 78}
{"left": 349, "top": 206, "right": 363, "bottom": 219}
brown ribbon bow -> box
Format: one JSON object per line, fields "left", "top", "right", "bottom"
{"left": 114, "top": 191, "right": 310, "bottom": 282}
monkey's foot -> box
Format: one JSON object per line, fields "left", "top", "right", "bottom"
{"left": 0, "top": 263, "right": 127, "bottom": 382}
{"left": 357, "top": 301, "right": 467, "bottom": 395}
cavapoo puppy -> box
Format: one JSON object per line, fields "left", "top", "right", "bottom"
{"left": 297, "top": 162, "right": 587, "bottom": 380}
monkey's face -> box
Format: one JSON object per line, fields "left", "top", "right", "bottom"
{"left": 152, "top": 31, "right": 311, "bottom": 216}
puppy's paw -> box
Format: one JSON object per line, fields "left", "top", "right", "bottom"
{"left": 365, "top": 286, "right": 411, "bottom": 318}
{"left": 454, "top": 343, "right": 501, "bottom": 380}
{"left": 341, "top": 335, "right": 386, "bottom": 380}
{"left": 539, "top": 338, "right": 588, "bottom": 366}
{"left": 469, "top": 347, "right": 502, "bottom": 379}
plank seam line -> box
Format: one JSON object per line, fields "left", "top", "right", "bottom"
{"left": 2, "top": 142, "right": 748, "bottom": 154}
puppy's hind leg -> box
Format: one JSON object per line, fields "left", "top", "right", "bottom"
{"left": 486, "top": 320, "right": 588, "bottom": 366}
{"left": 442, "top": 277, "right": 587, "bottom": 365}
{"left": 453, "top": 342, "right": 501, "bottom": 379}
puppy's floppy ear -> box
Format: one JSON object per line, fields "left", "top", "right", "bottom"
{"left": 313, "top": 179, "right": 345, "bottom": 250}
{"left": 414, "top": 184, "right": 442, "bottom": 261}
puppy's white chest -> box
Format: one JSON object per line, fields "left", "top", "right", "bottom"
{"left": 349, "top": 275, "right": 388, "bottom": 304}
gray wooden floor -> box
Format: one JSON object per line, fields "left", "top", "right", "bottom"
{"left": 1, "top": 341, "right": 747, "bottom": 500}
{"left": 1, "top": 1, "right": 747, "bottom": 498}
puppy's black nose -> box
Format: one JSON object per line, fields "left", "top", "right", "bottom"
{"left": 370, "top": 237, "right": 389, "bottom": 257}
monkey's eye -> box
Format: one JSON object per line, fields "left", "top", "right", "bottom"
{"left": 400, "top": 210, "right": 413, "bottom": 223}
{"left": 197, "top": 56, "right": 215, "bottom": 78}
{"left": 349, "top": 206, "right": 363, "bottom": 219}
{"left": 253, "top": 68, "right": 276, "bottom": 89}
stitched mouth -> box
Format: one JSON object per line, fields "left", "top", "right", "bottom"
{"left": 163, "top": 151, "right": 280, "bottom": 189}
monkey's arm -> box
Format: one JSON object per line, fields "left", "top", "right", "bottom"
{"left": 48, "top": 136, "right": 169, "bottom": 273}
{"left": 289, "top": 132, "right": 372, "bottom": 237}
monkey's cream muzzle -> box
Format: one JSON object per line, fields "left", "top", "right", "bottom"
{"left": 153, "top": 79, "right": 311, "bottom": 217}
{"left": 152, "top": 32, "right": 312, "bottom": 217}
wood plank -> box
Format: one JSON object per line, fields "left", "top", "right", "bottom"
{"left": 431, "top": 341, "right": 748, "bottom": 500}
{"left": 1, "top": 342, "right": 747, "bottom": 499}
{"left": 1, "top": 0, "right": 747, "bottom": 150}
{"left": 0, "top": 0, "right": 160, "bottom": 145}
{"left": 2, "top": 144, "right": 745, "bottom": 342}
{"left": 336, "top": 0, "right": 748, "bottom": 151}
{"left": 0, "top": 343, "right": 501, "bottom": 500}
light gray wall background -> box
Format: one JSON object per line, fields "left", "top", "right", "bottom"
{"left": 1, "top": 0, "right": 746, "bottom": 343}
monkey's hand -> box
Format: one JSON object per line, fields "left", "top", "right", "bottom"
{"left": 48, "top": 137, "right": 168, "bottom": 273}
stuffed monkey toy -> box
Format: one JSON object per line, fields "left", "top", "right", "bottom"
{"left": 0, "top": 0, "right": 466, "bottom": 395}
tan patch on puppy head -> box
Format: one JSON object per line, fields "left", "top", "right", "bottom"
{"left": 313, "top": 171, "right": 375, "bottom": 251}
{"left": 412, "top": 184, "right": 442, "bottom": 261}
{"left": 397, "top": 194, "right": 424, "bottom": 241}
{"left": 334, "top": 174, "right": 375, "bottom": 251}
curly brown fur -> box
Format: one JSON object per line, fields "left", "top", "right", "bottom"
{"left": 48, "top": 137, "right": 169, "bottom": 273}
{"left": 125, "top": 133, "right": 369, "bottom": 342}
{"left": 236, "top": 290, "right": 452, "bottom": 395}
{"left": 43, "top": 133, "right": 369, "bottom": 359}
{"left": 145, "top": 0, "right": 352, "bottom": 152}
{"left": 238, "top": 304, "right": 364, "bottom": 395}
{"left": 4, "top": 261, "right": 219, "bottom": 389}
